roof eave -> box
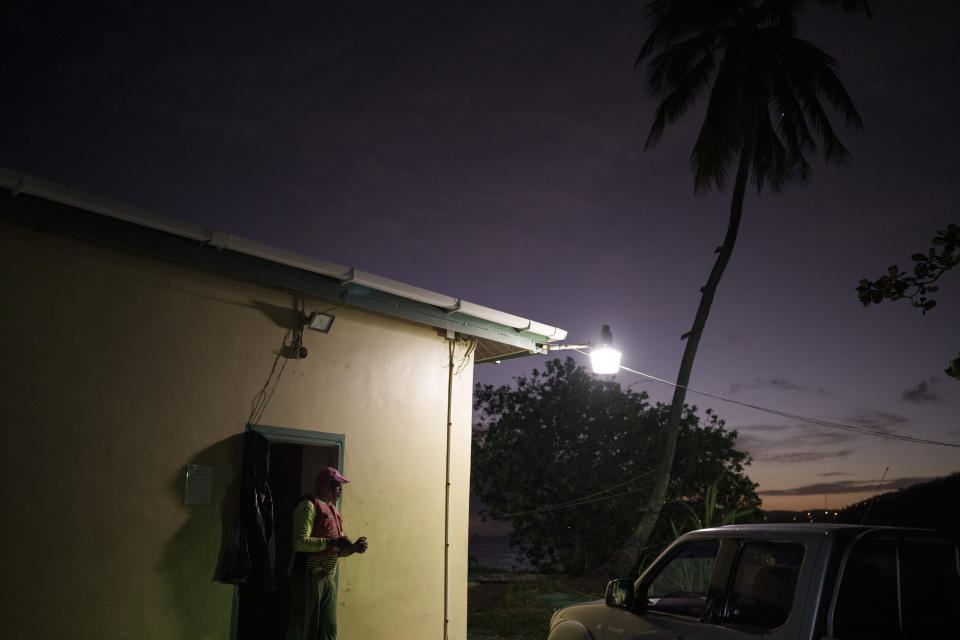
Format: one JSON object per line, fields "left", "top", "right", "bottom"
{"left": 0, "top": 168, "right": 565, "bottom": 360}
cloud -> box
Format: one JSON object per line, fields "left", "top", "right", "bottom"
{"left": 759, "top": 476, "right": 940, "bottom": 496}
{"left": 820, "top": 471, "right": 853, "bottom": 477}
{"left": 736, "top": 424, "right": 857, "bottom": 463}
{"left": 902, "top": 378, "right": 942, "bottom": 404}
{"left": 763, "top": 449, "right": 855, "bottom": 464}
{"left": 842, "top": 409, "right": 908, "bottom": 432}
{"left": 737, "top": 423, "right": 793, "bottom": 434}
{"left": 736, "top": 409, "right": 920, "bottom": 464}
{"left": 729, "top": 377, "right": 827, "bottom": 396}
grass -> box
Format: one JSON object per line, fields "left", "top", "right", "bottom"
{"left": 467, "top": 575, "right": 606, "bottom": 640}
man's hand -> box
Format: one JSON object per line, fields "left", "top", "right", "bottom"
{"left": 354, "top": 536, "right": 369, "bottom": 554}
{"left": 331, "top": 535, "right": 353, "bottom": 550}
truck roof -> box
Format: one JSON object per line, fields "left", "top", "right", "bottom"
{"left": 686, "top": 522, "right": 949, "bottom": 542}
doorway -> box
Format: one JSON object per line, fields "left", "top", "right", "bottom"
{"left": 235, "top": 426, "right": 343, "bottom": 640}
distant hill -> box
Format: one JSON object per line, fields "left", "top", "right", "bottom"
{"left": 761, "top": 473, "right": 960, "bottom": 536}
{"left": 837, "top": 472, "right": 960, "bottom": 537}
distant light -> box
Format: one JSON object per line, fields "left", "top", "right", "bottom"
{"left": 590, "top": 325, "right": 622, "bottom": 374}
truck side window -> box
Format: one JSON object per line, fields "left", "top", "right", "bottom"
{"left": 834, "top": 536, "right": 960, "bottom": 638}
{"left": 898, "top": 539, "right": 960, "bottom": 635}
{"left": 833, "top": 537, "right": 899, "bottom": 639}
{"left": 724, "top": 541, "right": 804, "bottom": 630}
{"left": 646, "top": 539, "right": 719, "bottom": 618}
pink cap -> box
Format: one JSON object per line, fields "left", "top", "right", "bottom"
{"left": 317, "top": 466, "right": 350, "bottom": 485}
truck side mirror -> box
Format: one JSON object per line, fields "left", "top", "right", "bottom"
{"left": 604, "top": 579, "right": 636, "bottom": 610}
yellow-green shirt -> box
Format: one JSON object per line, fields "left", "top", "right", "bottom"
{"left": 289, "top": 499, "right": 339, "bottom": 575}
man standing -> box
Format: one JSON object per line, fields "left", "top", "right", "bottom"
{"left": 287, "top": 466, "right": 368, "bottom": 640}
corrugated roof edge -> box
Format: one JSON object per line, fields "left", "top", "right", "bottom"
{"left": 0, "top": 168, "right": 568, "bottom": 347}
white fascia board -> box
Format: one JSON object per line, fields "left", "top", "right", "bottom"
{"left": 209, "top": 231, "right": 352, "bottom": 280}
{"left": 343, "top": 270, "right": 459, "bottom": 309}
{"left": 455, "top": 301, "right": 568, "bottom": 341}
{"left": 0, "top": 167, "right": 568, "bottom": 343}
{"left": 0, "top": 168, "right": 210, "bottom": 242}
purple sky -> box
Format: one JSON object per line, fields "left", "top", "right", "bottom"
{"left": 2, "top": 1, "right": 958, "bottom": 511}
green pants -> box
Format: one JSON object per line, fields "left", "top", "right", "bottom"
{"left": 287, "top": 573, "right": 337, "bottom": 640}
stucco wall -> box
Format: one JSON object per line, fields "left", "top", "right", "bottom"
{"left": 0, "top": 222, "right": 475, "bottom": 639}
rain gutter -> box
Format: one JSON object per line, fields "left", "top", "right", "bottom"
{"left": 0, "top": 168, "right": 567, "bottom": 348}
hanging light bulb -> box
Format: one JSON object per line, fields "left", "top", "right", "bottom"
{"left": 590, "top": 324, "right": 621, "bottom": 374}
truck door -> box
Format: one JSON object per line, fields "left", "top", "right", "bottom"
{"left": 601, "top": 538, "right": 719, "bottom": 640}
{"left": 829, "top": 533, "right": 960, "bottom": 638}
{"left": 693, "top": 540, "right": 807, "bottom": 640}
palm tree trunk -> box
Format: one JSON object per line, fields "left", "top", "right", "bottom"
{"left": 593, "top": 142, "right": 752, "bottom": 579}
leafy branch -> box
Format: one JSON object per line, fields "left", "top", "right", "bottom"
{"left": 857, "top": 223, "right": 959, "bottom": 314}
{"left": 856, "top": 223, "right": 959, "bottom": 378}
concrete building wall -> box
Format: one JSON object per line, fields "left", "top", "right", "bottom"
{"left": 0, "top": 222, "right": 475, "bottom": 639}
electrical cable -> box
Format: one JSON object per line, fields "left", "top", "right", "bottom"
{"left": 573, "top": 349, "right": 960, "bottom": 449}
{"left": 497, "top": 482, "right": 656, "bottom": 519}
{"left": 455, "top": 337, "right": 478, "bottom": 376}
{"left": 544, "top": 468, "right": 659, "bottom": 507}
{"left": 248, "top": 330, "right": 292, "bottom": 425}
{"left": 493, "top": 469, "right": 660, "bottom": 518}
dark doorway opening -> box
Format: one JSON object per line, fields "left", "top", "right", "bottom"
{"left": 237, "top": 440, "right": 340, "bottom": 640}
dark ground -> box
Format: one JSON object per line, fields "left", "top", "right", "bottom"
{"left": 467, "top": 574, "right": 605, "bottom": 640}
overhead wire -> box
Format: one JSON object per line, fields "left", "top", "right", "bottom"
{"left": 498, "top": 484, "right": 655, "bottom": 518}
{"left": 573, "top": 349, "right": 960, "bottom": 449}
{"left": 497, "top": 471, "right": 659, "bottom": 518}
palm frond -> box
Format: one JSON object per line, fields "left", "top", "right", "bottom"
{"left": 753, "top": 97, "right": 798, "bottom": 191}
{"left": 638, "top": 0, "right": 746, "bottom": 63}
{"left": 795, "top": 82, "right": 849, "bottom": 163}
{"left": 644, "top": 32, "right": 718, "bottom": 95}
{"left": 645, "top": 63, "right": 714, "bottom": 150}
{"left": 690, "top": 53, "right": 745, "bottom": 190}
{"left": 813, "top": 65, "right": 863, "bottom": 129}
{"left": 755, "top": 0, "right": 804, "bottom": 31}
{"left": 816, "top": 0, "right": 871, "bottom": 18}
{"left": 769, "top": 57, "right": 818, "bottom": 176}
{"left": 783, "top": 38, "right": 862, "bottom": 128}
{"left": 778, "top": 39, "right": 859, "bottom": 163}
{"left": 638, "top": 0, "right": 863, "bottom": 192}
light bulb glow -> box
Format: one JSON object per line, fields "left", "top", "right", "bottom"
{"left": 590, "top": 346, "right": 622, "bottom": 374}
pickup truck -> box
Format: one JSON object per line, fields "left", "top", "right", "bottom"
{"left": 548, "top": 524, "right": 960, "bottom": 639}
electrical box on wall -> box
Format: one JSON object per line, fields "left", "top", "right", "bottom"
{"left": 184, "top": 464, "right": 213, "bottom": 505}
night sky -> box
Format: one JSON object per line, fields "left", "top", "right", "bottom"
{"left": 2, "top": 1, "right": 958, "bottom": 511}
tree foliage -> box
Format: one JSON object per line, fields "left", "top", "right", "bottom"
{"left": 857, "top": 223, "right": 959, "bottom": 314}
{"left": 471, "top": 358, "right": 760, "bottom": 576}
{"left": 856, "top": 223, "right": 960, "bottom": 378}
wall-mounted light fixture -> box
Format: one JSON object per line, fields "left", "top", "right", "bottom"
{"left": 544, "top": 324, "right": 623, "bottom": 375}
{"left": 306, "top": 311, "right": 335, "bottom": 333}
{"left": 293, "top": 311, "right": 336, "bottom": 359}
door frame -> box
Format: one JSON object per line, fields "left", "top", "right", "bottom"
{"left": 230, "top": 423, "right": 346, "bottom": 640}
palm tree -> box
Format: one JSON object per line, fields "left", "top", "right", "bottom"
{"left": 597, "top": 0, "right": 869, "bottom": 578}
